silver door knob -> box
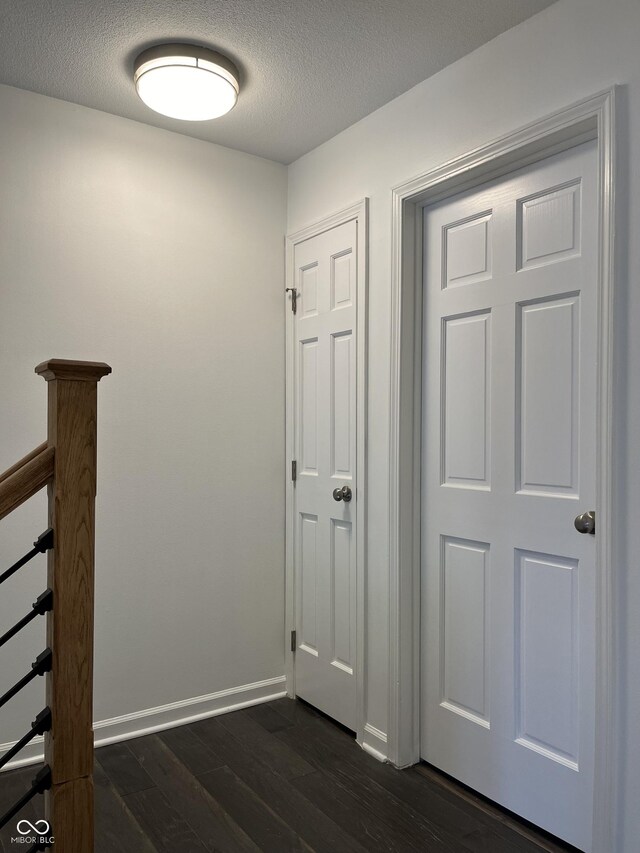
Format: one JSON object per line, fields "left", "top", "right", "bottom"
{"left": 333, "top": 485, "right": 353, "bottom": 502}
{"left": 574, "top": 510, "right": 595, "bottom": 534}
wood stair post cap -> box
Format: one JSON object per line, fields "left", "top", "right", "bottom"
{"left": 35, "top": 359, "right": 112, "bottom": 382}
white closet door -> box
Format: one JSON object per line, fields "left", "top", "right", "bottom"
{"left": 421, "top": 141, "right": 597, "bottom": 851}
{"left": 293, "top": 220, "right": 358, "bottom": 730}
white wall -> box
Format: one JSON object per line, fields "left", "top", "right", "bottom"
{"left": 287, "top": 0, "right": 640, "bottom": 849}
{"left": 0, "top": 85, "right": 287, "bottom": 748}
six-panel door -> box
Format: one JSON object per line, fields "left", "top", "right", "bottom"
{"left": 421, "top": 141, "right": 597, "bottom": 851}
{"left": 293, "top": 220, "right": 358, "bottom": 730}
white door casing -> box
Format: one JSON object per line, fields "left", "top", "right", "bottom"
{"left": 285, "top": 201, "right": 368, "bottom": 737}
{"left": 388, "top": 90, "right": 615, "bottom": 852}
{"left": 421, "top": 142, "right": 596, "bottom": 850}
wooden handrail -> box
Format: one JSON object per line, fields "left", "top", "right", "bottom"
{"left": 0, "top": 440, "right": 48, "bottom": 485}
{"left": 0, "top": 443, "right": 54, "bottom": 521}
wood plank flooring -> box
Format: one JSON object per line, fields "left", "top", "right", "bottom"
{"left": 0, "top": 698, "right": 579, "bottom": 852}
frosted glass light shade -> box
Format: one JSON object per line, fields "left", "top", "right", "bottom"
{"left": 134, "top": 44, "right": 239, "bottom": 121}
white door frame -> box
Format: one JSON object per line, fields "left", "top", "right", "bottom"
{"left": 285, "top": 199, "right": 369, "bottom": 746}
{"left": 388, "top": 89, "right": 616, "bottom": 850}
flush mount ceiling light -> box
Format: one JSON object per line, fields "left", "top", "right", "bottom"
{"left": 134, "top": 43, "right": 240, "bottom": 121}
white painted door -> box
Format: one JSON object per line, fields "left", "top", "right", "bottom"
{"left": 421, "top": 141, "right": 597, "bottom": 851}
{"left": 292, "top": 220, "right": 358, "bottom": 730}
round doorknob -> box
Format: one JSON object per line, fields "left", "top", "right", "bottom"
{"left": 332, "top": 485, "right": 353, "bottom": 503}
{"left": 574, "top": 510, "right": 595, "bottom": 534}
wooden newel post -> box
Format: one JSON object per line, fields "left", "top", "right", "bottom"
{"left": 35, "top": 359, "right": 112, "bottom": 852}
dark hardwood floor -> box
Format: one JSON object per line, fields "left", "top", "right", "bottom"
{"left": 0, "top": 698, "right": 578, "bottom": 852}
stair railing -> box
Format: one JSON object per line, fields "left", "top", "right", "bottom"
{"left": 0, "top": 359, "right": 111, "bottom": 852}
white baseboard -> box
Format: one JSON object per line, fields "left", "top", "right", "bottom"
{"left": 360, "top": 722, "right": 388, "bottom": 762}
{"left": 0, "top": 674, "right": 287, "bottom": 772}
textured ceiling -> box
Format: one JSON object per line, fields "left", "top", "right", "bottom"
{"left": 0, "top": 0, "right": 556, "bottom": 163}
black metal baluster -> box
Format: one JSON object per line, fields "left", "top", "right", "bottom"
{"left": 0, "top": 590, "right": 53, "bottom": 650}
{"left": 0, "top": 529, "right": 53, "bottom": 587}
{"left": 0, "top": 649, "right": 52, "bottom": 711}
{"left": 0, "top": 764, "right": 51, "bottom": 831}
{"left": 0, "top": 527, "right": 55, "bottom": 846}
{"left": 0, "top": 707, "right": 51, "bottom": 771}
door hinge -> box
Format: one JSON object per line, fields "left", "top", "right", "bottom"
{"left": 290, "top": 630, "right": 297, "bottom": 652}
{"left": 291, "top": 460, "right": 297, "bottom": 482}
{"left": 285, "top": 287, "right": 297, "bottom": 314}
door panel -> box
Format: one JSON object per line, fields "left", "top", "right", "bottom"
{"left": 516, "top": 295, "right": 580, "bottom": 496}
{"left": 331, "top": 331, "right": 353, "bottom": 477}
{"left": 442, "top": 311, "right": 491, "bottom": 488}
{"left": 293, "top": 220, "right": 358, "bottom": 730}
{"left": 444, "top": 211, "right": 493, "bottom": 287}
{"left": 330, "top": 518, "right": 353, "bottom": 673}
{"left": 421, "top": 141, "right": 597, "bottom": 851}
{"left": 514, "top": 549, "right": 579, "bottom": 767}
{"left": 440, "top": 536, "right": 491, "bottom": 727}
{"left": 299, "top": 513, "right": 319, "bottom": 654}
{"left": 300, "top": 339, "right": 319, "bottom": 473}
